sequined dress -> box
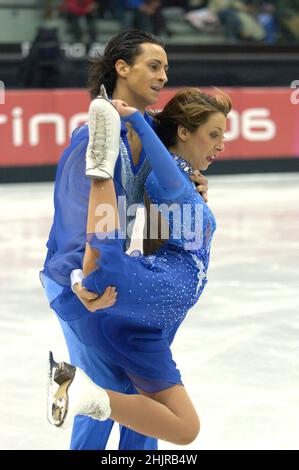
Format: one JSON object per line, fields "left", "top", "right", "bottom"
{"left": 83, "top": 111, "right": 217, "bottom": 391}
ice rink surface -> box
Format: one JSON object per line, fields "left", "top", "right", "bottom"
{"left": 0, "top": 173, "right": 298, "bottom": 450}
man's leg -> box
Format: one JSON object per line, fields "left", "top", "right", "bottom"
{"left": 43, "top": 274, "right": 113, "bottom": 449}
{"left": 54, "top": 312, "right": 157, "bottom": 450}
{"left": 54, "top": 313, "right": 114, "bottom": 449}
{"left": 71, "top": 415, "right": 113, "bottom": 450}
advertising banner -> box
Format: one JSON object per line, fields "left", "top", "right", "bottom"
{"left": 0, "top": 87, "right": 298, "bottom": 167}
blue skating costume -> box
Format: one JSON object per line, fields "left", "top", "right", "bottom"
{"left": 82, "top": 110, "right": 217, "bottom": 393}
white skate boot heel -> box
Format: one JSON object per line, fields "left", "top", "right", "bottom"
{"left": 47, "top": 351, "right": 111, "bottom": 429}
{"left": 86, "top": 85, "right": 121, "bottom": 179}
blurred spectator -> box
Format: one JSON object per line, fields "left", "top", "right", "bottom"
{"left": 101, "top": 0, "right": 126, "bottom": 20}
{"left": 275, "top": 0, "right": 299, "bottom": 43}
{"left": 208, "top": 0, "right": 265, "bottom": 42}
{"left": 61, "top": 0, "right": 98, "bottom": 44}
{"left": 19, "top": 27, "right": 72, "bottom": 88}
{"left": 185, "top": 0, "right": 220, "bottom": 33}
{"left": 122, "top": 0, "right": 169, "bottom": 35}
{"left": 257, "top": 3, "right": 277, "bottom": 44}
{"left": 103, "top": 0, "right": 126, "bottom": 21}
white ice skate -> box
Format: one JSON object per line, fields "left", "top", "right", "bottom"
{"left": 47, "top": 351, "right": 111, "bottom": 429}
{"left": 86, "top": 84, "right": 121, "bottom": 179}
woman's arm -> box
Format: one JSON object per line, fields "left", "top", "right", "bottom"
{"left": 113, "top": 101, "right": 186, "bottom": 199}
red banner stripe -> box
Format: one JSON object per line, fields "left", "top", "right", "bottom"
{"left": 0, "top": 87, "right": 298, "bottom": 167}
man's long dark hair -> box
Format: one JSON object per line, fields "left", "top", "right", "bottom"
{"left": 88, "top": 30, "right": 165, "bottom": 99}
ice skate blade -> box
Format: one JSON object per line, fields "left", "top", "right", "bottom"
{"left": 52, "top": 378, "right": 73, "bottom": 428}
{"left": 47, "top": 351, "right": 76, "bottom": 427}
{"left": 99, "top": 84, "right": 109, "bottom": 101}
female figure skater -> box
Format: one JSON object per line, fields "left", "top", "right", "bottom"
{"left": 49, "top": 87, "right": 231, "bottom": 445}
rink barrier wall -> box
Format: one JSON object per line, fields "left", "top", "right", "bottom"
{"left": 0, "top": 87, "right": 298, "bottom": 181}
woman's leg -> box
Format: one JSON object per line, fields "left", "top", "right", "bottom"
{"left": 50, "top": 354, "right": 199, "bottom": 445}
{"left": 105, "top": 384, "right": 200, "bottom": 445}
{"left": 83, "top": 178, "right": 119, "bottom": 277}
{"left": 83, "top": 93, "right": 121, "bottom": 277}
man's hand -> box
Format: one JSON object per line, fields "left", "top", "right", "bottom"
{"left": 73, "top": 283, "right": 117, "bottom": 313}
{"left": 190, "top": 171, "right": 208, "bottom": 202}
